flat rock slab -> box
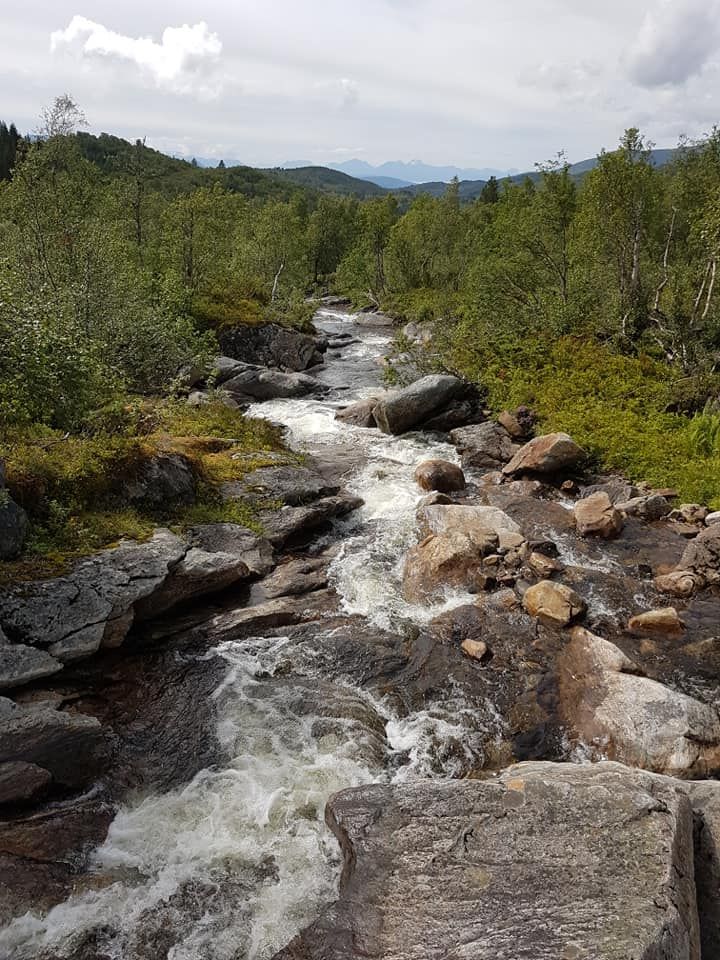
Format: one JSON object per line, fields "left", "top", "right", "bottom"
{"left": 276, "top": 762, "right": 700, "bottom": 960}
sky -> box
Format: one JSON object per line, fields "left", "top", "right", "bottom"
{"left": 3, "top": 0, "right": 720, "bottom": 170}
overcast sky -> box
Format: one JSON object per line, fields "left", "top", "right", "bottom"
{"left": 4, "top": 0, "right": 720, "bottom": 169}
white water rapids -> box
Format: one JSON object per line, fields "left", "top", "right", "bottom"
{"left": 0, "top": 310, "right": 486, "bottom": 960}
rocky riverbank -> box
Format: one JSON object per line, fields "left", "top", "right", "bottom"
{"left": 2, "top": 307, "right": 720, "bottom": 959}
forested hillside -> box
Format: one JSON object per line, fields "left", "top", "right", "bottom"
{"left": 3, "top": 100, "right": 720, "bottom": 572}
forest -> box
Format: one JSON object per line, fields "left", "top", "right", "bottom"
{"left": 4, "top": 97, "right": 720, "bottom": 569}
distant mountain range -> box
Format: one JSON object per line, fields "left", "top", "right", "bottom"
{"left": 281, "top": 158, "right": 518, "bottom": 185}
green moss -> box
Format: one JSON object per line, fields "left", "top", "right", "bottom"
{"left": 0, "top": 398, "right": 294, "bottom": 576}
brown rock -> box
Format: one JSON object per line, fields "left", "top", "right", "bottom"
{"left": 413, "top": 459, "right": 466, "bottom": 494}
{"left": 497, "top": 409, "right": 527, "bottom": 439}
{"left": 335, "top": 397, "right": 380, "bottom": 428}
{"left": 460, "top": 638, "right": 488, "bottom": 660}
{"left": 628, "top": 607, "right": 686, "bottom": 639}
{"left": 527, "top": 551, "right": 563, "bottom": 579}
{"left": 574, "top": 492, "right": 624, "bottom": 539}
{"left": 417, "top": 504, "right": 521, "bottom": 547}
{"left": 502, "top": 432, "right": 586, "bottom": 478}
{"left": 403, "top": 533, "right": 483, "bottom": 603}
{"left": 655, "top": 570, "right": 700, "bottom": 598}
{"left": 522, "top": 580, "right": 586, "bottom": 627}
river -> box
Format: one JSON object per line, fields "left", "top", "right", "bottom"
{"left": 1, "top": 309, "right": 492, "bottom": 960}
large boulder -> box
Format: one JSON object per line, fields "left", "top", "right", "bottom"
{"left": 574, "top": 491, "right": 624, "bottom": 538}
{"left": 218, "top": 322, "right": 325, "bottom": 371}
{"left": 522, "top": 580, "right": 586, "bottom": 627}
{"left": 223, "top": 366, "right": 328, "bottom": 401}
{"left": 186, "top": 523, "right": 275, "bottom": 577}
{"left": 403, "top": 532, "right": 488, "bottom": 603}
{"left": 261, "top": 494, "right": 363, "bottom": 548}
{"left": 275, "top": 762, "right": 700, "bottom": 960}
{"left": 236, "top": 465, "right": 339, "bottom": 506}
{"left": 502, "top": 432, "right": 586, "bottom": 478}
{"left": 559, "top": 627, "right": 720, "bottom": 777}
{"left": 450, "top": 421, "right": 520, "bottom": 470}
{"left": 413, "top": 460, "right": 466, "bottom": 494}
{"left": 373, "top": 375, "right": 464, "bottom": 435}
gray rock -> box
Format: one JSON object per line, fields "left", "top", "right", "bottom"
{"left": 262, "top": 494, "right": 363, "bottom": 548}
{"left": 373, "top": 375, "right": 465, "bottom": 435}
{"left": 582, "top": 478, "right": 641, "bottom": 504}
{"left": 685, "top": 780, "right": 720, "bottom": 958}
{"left": 211, "top": 355, "right": 250, "bottom": 384}
{"left": 0, "top": 642, "right": 63, "bottom": 689}
{"left": 136, "top": 548, "right": 251, "bottom": 620}
{"left": 449, "top": 421, "right": 519, "bottom": 470}
{"left": 254, "top": 558, "right": 328, "bottom": 600}
{"left": 0, "top": 530, "right": 187, "bottom": 653}
{"left": 122, "top": 454, "right": 195, "bottom": 509}
{"left": 0, "top": 705, "right": 108, "bottom": 789}
{"left": 218, "top": 323, "right": 325, "bottom": 371}
{"left": 679, "top": 524, "right": 720, "bottom": 586}
{"left": 238, "top": 465, "right": 339, "bottom": 506}
{"left": 187, "top": 524, "right": 275, "bottom": 577}
{"left": 277, "top": 761, "right": 700, "bottom": 960}
{"left": 0, "top": 490, "right": 28, "bottom": 560}
{"left": 0, "top": 761, "right": 52, "bottom": 805}
{"left": 223, "top": 367, "right": 328, "bottom": 401}
{"left": 616, "top": 493, "right": 671, "bottom": 521}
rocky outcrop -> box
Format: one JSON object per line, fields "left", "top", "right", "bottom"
{"left": 0, "top": 698, "right": 108, "bottom": 790}
{"left": 0, "top": 525, "right": 273, "bottom": 683}
{"left": 522, "top": 580, "right": 586, "bottom": 627}
{"left": 413, "top": 459, "right": 466, "bottom": 493}
{"left": 559, "top": 627, "right": 720, "bottom": 777}
{"left": 218, "top": 322, "right": 325, "bottom": 371}
{"left": 261, "top": 494, "right": 363, "bottom": 548}
{"left": 276, "top": 762, "right": 700, "bottom": 960}
{"left": 502, "top": 432, "right": 586, "bottom": 478}
{"left": 234, "top": 465, "right": 339, "bottom": 506}
{"left": 449, "top": 421, "right": 519, "bottom": 470}
{"left": 574, "top": 491, "right": 624, "bottom": 538}
{"left": 373, "top": 374, "right": 465, "bottom": 435}
{"left": 223, "top": 364, "right": 328, "bottom": 401}
{"left": 417, "top": 503, "right": 522, "bottom": 542}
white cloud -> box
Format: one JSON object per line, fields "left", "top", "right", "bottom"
{"left": 625, "top": 0, "right": 720, "bottom": 88}
{"left": 50, "top": 16, "right": 223, "bottom": 96}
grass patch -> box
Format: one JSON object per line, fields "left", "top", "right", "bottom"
{"left": 1, "top": 398, "right": 295, "bottom": 579}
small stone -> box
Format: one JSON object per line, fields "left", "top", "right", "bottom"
{"left": 502, "top": 433, "right": 586, "bottom": 478}
{"left": 522, "top": 580, "right": 586, "bottom": 628}
{"left": 527, "top": 552, "right": 563, "bottom": 579}
{"left": 628, "top": 608, "right": 686, "bottom": 639}
{"left": 574, "top": 492, "right": 624, "bottom": 539}
{"left": 655, "top": 571, "right": 699, "bottom": 598}
{"left": 706, "top": 511, "right": 720, "bottom": 526}
{"left": 460, "top": 639, "right": 488, "bottom": 661}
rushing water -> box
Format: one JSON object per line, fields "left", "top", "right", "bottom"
{"left": 0, "top": 310, "right": 487, "bottom": 960}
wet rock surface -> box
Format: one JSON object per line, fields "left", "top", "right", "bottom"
{"left": 277, "top": 762, "right": 700, "bottom": 960}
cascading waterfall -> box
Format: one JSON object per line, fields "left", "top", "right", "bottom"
{"left": 0, "top": 310, "right": 488, "bottom": 960}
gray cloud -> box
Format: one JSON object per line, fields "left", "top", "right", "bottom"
{"left": 625, "top": 0, "right": 720, "bottom": 87}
